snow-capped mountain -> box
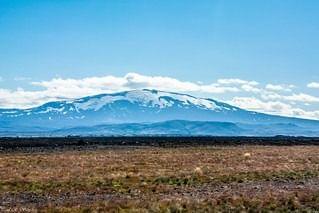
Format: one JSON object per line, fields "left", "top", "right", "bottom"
{"left": 0, "top": 89, "right": 318, "bottom": 136}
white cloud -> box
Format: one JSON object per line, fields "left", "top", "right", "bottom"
{"left": 0, "top": 73, "right": 241, "bottom": 108}
{"left": 265, "top": 84, "right": 293, "bottom": 92}
{"left": 308, "top": 82, "right": 319, "bottom": 89}
{"left": 217, "top": 78, "right": 259, "bottom": 86}
{"left": 283, "top": 93, "right": 319, "bottom": 103}
{"left": 123, "top": 73, "right": 200, "bottom": 91}
{"left": 261, "top": 91, "right": 319, "bottom": 103}
{"left": 230, "top": 97, "right": 319, "bottom": 119}
{"left": 230, "top": 97, "right": 292, "bottom": 114}
{"left": 260, "top": 91, "right": 282, "bottom": 101}
{"left": 31, "top": 72, "right": 241, "bottom": 96}
{"left": 0, "top": 88, "right": 62, "bottom": 109}
{"left": 241, "top": 84, "right": 261, "bottom": 93}
{"left": 122, "top": 73, "right": 241, "bottom": 93}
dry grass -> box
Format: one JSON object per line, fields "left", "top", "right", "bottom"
{"left": 0, "top": 145, "right": 319, "bottom": 212}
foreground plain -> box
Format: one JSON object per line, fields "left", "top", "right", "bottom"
{"left": 0, "top": 143, "right": 319, "bottom": 212}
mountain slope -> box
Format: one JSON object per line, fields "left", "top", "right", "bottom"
{"left": 1, "top": 120, "right": 318, "bottom": 137}
{"left": 0, "top": 89, "right": 318, "bottom": 136}
{"left": 54, "top": 121, "right": 319, "bottom": 137}
{"left": 51, "top": 120, "right": 244, "bottom": 136}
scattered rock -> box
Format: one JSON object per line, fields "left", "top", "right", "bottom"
{"left": 194, "top": 167, "right": 204, "bottom": 176}
{"left": 244, "top": 153, "right": 251, "bottom": 158}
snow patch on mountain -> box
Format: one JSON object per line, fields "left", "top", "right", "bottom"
{"left": 37, "top": 107, "right": 65, "bottom": 114}
{"left": 74, "top": 96, "right": 125, "bottom": 111}
{"left": 72, "top": 89, "right": 222, "bottom": 112}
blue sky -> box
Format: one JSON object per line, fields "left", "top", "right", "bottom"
{"left": 0, "top": 0, "right": 319, "bottom": 119}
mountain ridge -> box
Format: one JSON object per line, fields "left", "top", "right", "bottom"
{"left": 0, "top": 89, "right": 318, "bottom": 136}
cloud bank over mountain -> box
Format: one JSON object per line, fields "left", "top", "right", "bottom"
{"left": 0, "top": 73, "right": 319, "bottom": 120}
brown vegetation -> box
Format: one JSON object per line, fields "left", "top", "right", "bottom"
{"left": 0, "top": 145, "right": 319, "bottom": 212}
